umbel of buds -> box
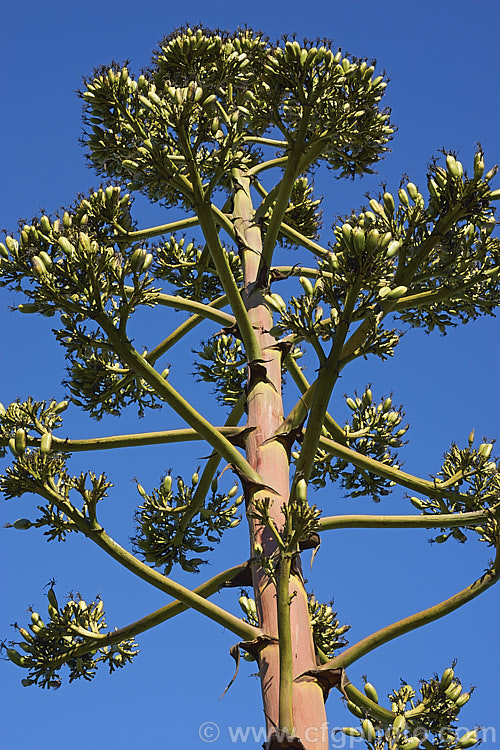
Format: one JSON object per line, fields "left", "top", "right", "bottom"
{"left": 133, "top": 471, "right": 243, "bottom": 573}
{"left": 3, "top": 589, "right": 138, "bottom": 689}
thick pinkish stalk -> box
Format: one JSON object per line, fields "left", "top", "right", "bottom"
{"left": 233, "top": 172, "right": 328, "bottom": 748}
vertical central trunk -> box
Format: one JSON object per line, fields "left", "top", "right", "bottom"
{"left": 233, "top": 172, "right": 328, "bottom": 749}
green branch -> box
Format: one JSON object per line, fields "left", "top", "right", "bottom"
{"left": 277, "top": 554, "right": 294, "bottom": 735}
{"left": 97, "top": 314, "right": 261, "bottom": 484}
{"left": 261, "top": 112, "right": 312, "bottom": 268}
{"left": 207, "top": 202, "right": 238, "bottom": 243}
{"left": 320, "top": 541, "right": 500, "bottom": 670}
{"left": 340, "top": 262, "right": 500, "bottom": 365}
{"left": 283, "top": 356, "right": 345, "bottom": 443}
{"left": 243, "top": 136, "right": 289, "bottom": 149}
{"left": 272, "top": 265, "right": 325, "bottom": 280}
{"left": 316, "top": 433, "right": 467, "bottom": 502}
{"left": 115, "top": 215, "right": 199, "bottom": 242}
{"left": 175, "top": 130, "right": 260, "bottom": 361}
{"left": 192, "top": 205, "right": 258, "bottom": 358}
{"left": 126, "top": 288, "right": 235, "bottom": 328}
{"left": 343, "top": 682, "right": 394, "bottom": 723}
{"left": 64, "top": 292, "right": 234, "bottom": 412}
{"left": 296, "top": 282, "right": 360, "bottom": 482}
{"left": 279, "top": 223, "right": 330, "bottom": 259}
{"left": 169, "top": 396, "right": 247, "bottom": 548}
{"left": 247, "top": 156, "right": 288, "bottom": 177}
{"left": 391, "top": 265, "right": 500, "bottom": 313}
{"left": 397, "top": 206, "right": 466, "bottom": 284}
{"left": 253, "top": 178, "right": 330, "bottom": 258}
{"left": 10, "top": 426, "right": 246, "bottom": 455}
{"left": 92, "top": 523, "right": 260, "bottom": 641}
{"left": 319, "top": 509, "right": 497, "bottom": 531}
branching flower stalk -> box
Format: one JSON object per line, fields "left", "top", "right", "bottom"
{"left": 1, "top": 26, "right": 500, "bottom": 750}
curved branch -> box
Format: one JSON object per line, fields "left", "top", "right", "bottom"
{"left": 282, "top": 356, "right": 345, "bottom": 442}
{"left": 397, "top": 206, "right": 466, "bottom": 284}
{"left": 243, "top": 137, "right": 289, "bottom": 149}
{"left": 342, "top": 681, "right": 394, "bottom": 722}
{"left": 116, "top": 215, "right": 199, "bottom": 242}
{"left": 319, "top": 541, "right": 500, "bottom": 671}
{"left": 195, "top": 203, "right": 260, "bottom": 360}
{"left": 391, "top": 265, "right": 500, "bottom": 312}
{"left": 296, "top": 282, "right": 361, "bottom": 483}
{"left": 261, "top": 113, "right": 312, "bottom": 268}
{"left": 93, "top": 525, "right": 261, "bottom": 641}
{"left": 176, "top": 129, "right": 261, "bottom": 361}
{"left": 146, "top": 293, "right": 229, "bottom": 364}
{"left": 247, "top": 156, "right": 288, "bottom": 177}
{"left": 169, "top": 395, "right": 247, "bottom": 548}
{"left": 124, "top": 288, "right": 235, "bottom": 327}
{"left": 207, "top": 202, "right": 238, "bottom": 243}
{"left": 279, "top": 223, "right": 330, "bottom": 259}
{"left": 272, "top": 265, "right": 325, "bottom": 280}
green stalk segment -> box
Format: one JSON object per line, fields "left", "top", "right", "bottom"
{"left": 41, "top": 427, "right": 245, "bottom": 454}
{"left": 318, "top": 509, "right": 496, "bottom": 531}
{"left": 277, "top": 554, "right": 294, "bottom": 736}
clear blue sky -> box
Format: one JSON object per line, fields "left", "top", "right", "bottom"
{"left": 1, "top": 1, "right": 499, "bottom": 748}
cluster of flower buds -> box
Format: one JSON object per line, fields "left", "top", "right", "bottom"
{"left": 133, "top": 472, "right": 243, "bottom": 573}
{"left": 238, "top": 590, "right": 259, "bottom": 627}
{"left": 410, "top": 433, "right": 499, "bottom": 546}
{"left": 61, "top": 323, "right": 162, "bottom": 420}
{"left": 2, "top": 427, "right": 112, "bottom": 544}
{"left": 268, "top": 274, "right": 333, "bottom": 344}
{"left": 80, "top": 25, "right": 393, "bottom": 210}
{"left": 155, "top": 235, "right": 242, "bottom": 302}
{"left": 344, "top": 388, "right": 408, "bottom": 451}
{"left": 237, "top": 590, "right": 349, "bottom": 660}
{"left": 278, "top": 176, "right": 322, "bottom": 245}
{"left": 0, "top": 190, "right": 158, "bottom": 339}
{"left": 342, "top": 667, "right": 478, "bottom": 749}
{"left": 65, "top": 186, "right": 134, "bottom": 239}
{"left": 295, "top": 388, "right": 408, "bottom": 502}
{"left": 249, "top": 481, "right": 321, "bottom": 571}
{"left": 0, "top": 398, "right": 68, "bottom": 460}
{"left": 395, "top": 668, "right": 474, "bottom": 742}
{"left": 307, "top": 595, "right": 349, "bottom": 658}
{"left": 425, "top": 151, "right": 499, "bottom": 220}
{"left": 83, "top": 46, "right": 261, "bottom": 204}
{"left": 339, "top": 220, "right": 396, "bottom": 274}
{"left": 1, "top": 211, "right": 123, "bottom": 284}
{"left": 194, "top": 334, "right": 246, "bottom": 406}
{"left": 4, "top": 589, "right": 138, "bottom": 689}
{"left": 266, "top": 42, "right": 393, "bottom": 177}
